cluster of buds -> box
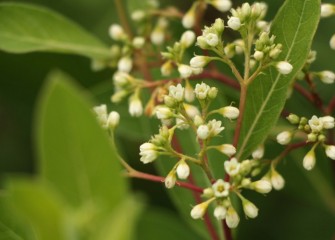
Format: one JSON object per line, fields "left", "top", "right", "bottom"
{"left": 93, "top": 104, "right": 120, "bottom": 130}
{"left": 161, "top": 30, "right": 199, "bottom": 78}
{"left": 182, "top": 0, "right": 232, "bottom": 29}
{"left": 277, "top": 114, "right": 335, "bottom": 170}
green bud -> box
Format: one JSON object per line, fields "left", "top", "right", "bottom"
{"left": 318, "top": 134, "right": 326, "bottom": 142}
{"left": 286, "top": 114, "right": 300, "bottom": 124}
{"left": 213, "top": 18, "right": 225, "bottom": 35}
{"left": 307, "top": 133, "right": 317, "bottom": 142}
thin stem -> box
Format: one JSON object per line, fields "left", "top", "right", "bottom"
{"left": 304, "top": 73, "right": 326, "bottom": 114}
{"left": 233, "top": 84, "right": 248, "bottom": 148}
{"left": 114, "top": 0, "right": 133, "bottom": 38}
{"left": 272, "top": 141, "right": 309, "bottom": 166}
{"left": 326, "top": 95, "right": 335, "bottom": 114}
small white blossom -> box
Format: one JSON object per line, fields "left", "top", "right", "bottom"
{"left": 113, "top": 71, "right": 131, "bottom": 87}
{"left": 129, "top": 96, "right": 143, "bottom": 117}
{"left": 184, "top": 104, "right": 201, "bottom": 119}
{"left": 214, "top": 206, "right": 227, "bottom": 220}
{"left": 107, "top": 111, "right": 120, "bottom": 129}
{"left": 276, "top": 61, "right": 293, "bottom": 75}
{"left": 276, "top": 131, "right": 292, "bottom": 145}
{"left": 224, "top": 158, "right": 241, "bottom": 177}
{"left": 226, "top": 206, "right": 240, "bottom": 228}
{"left": 131, "top": 10, "right": 145, "bottom": 21}
{"left": 252, "top": 179, "right": 272, "bottom": 193}
{"left": 184, "top": 81, "right": 195, "bottom": 102}
{"left": 180, "top": 30, "right": 196, "bottom": 48}
{"left": 227, "top": 17, "right": 241, "bottom": 30}
{"left": 271, "top": 169, "right": 285, "bottom": 190}
{"left": 212, "top": 0, "right": 232, "bottom": 12}
{"left": 169, "top": 84, "right": 184, "bottom": 102}
{"left": 109, "top": 24, "right": 126, "bottom": 40}
{"left": 205, "top": 33, "right": 219, "bottom": 47}
{"left": 212, "top": 179, "right": 230, "bottom": 198}
{"left": 254, "top": 50, "right": 264, "bottom": 61}
{"left": 118, "top": 56, "right": 133, "bottom": 73}
{"left": 330, "top": 34, "right": 335, "bottom": 50}
{"left": 182, "top": 9, "right": 195, "bottom": 28}
{"left": 203, "top": 188, "right": 214, "bottom": 198}
{"left": 194, "top": 82, "right": 210, "bottom": 100}
{"left": 325, "top": 145, "right": 335, "bottom": 160}
{"left": 197, "top": 125, "right": 210, "bottom": 140}
{"left": 176, "top": 161, "right": 190, "bottom": 179}
{"left": 190, "top": 199, "right": 213, "bottom": 219}
{"left": 132, "top": 37, "right": 145, "bottom": 49}
{"left": 178, "top": 64, "right": 193, "bottom": 78}
{"left": 192, "top": 67, "right": 203, "bottom": 75}
{"left": 218, "top": 144, "right": 236, "bottom": 157}
{"left": 139, "top": 143, "right": 158, "bottom": 164}
{"left": 242, "top": 199, "right": 258, "bottom": 218}
{"left": 93, "top": 104, "right": 108, "bottom": 128}
{"left": 220, "top": 106, "right": 240, "bottom": 120}
{"left": 161, "top": 61, "right": 173, "bottom": 76}
{"left": 320, "top": 116, "right": 335, "bottom": 129}
{"left": 252, "top": 145, "right": 264, "bottom": 159}
{"left": 208, "top": 119, "right": 224, "bottom": 136}
{"left": 321, "top": 4, "right": 335, "bottom": 18}
{"left": 309, "top": 115, "right": 324, "bottom": 133}
{"left": 319, "top": 71, "right": 335, "bottom": 84}
{"left": 150, "top": 29, "right": 165, "bottom": 45}
{"left": 303, "top": 149, "right": 316, "bottom": 170}
{"left": 165, "top": 171, "right": 177, "bottom": 189}
{"left": 190, "top": 56, "right": 210, "bottom": 68}
{"left": 155, "top": 106, "right": 173, "bottom": 120}
{"left": 194, "top": 115, "right": 204, "bottom": 126}
{"left": 208, "top": 87, "right": 218, "bottom": 99}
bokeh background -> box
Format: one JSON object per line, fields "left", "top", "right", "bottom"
{"left": 1, "top": 0, "right": 335, "bottom": 239}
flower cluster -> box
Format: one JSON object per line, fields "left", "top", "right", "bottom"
{"left": 277, "top": 114, "right": 335, "bottom": 170}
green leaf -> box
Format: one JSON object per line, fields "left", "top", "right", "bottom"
{"left": 136, "top": 208, "right": 201, "bottom": 240}
{"left": 35, "top": 70, "right": 127, "bottom": 209}
{"left": 237, "top": 0, "right": 320, "bottom": 159}
{"left": 0, "top": 3, "right": 111, "bottom": 60}
{"left": 5, "top": 180, "right": 73, "bottom": 240}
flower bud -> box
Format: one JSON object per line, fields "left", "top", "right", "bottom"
{"left": 325, "top": 145, "right": 335, "bottom": 160}
{"left": 131, "top": 10, "right": 145, "bottom": 21}
{"left": 202, "top": 188, "right": 214, "bottom": 198}
{"left": 254, "top": 51, "right": 264, "bottom": 61}
{"left": 219, "top": 106, "right": 240, "bottom": 120}
{"left": 241, "top": 198, "right": 258, "bottom": 218}
{"left": 161, "top": 61, "right": 173, "bottom": 76}
{"left": 132, "top": 37, "right": 145, "bottom": 49}
{"left": 205, "top": 33, "right": 219, "bottom": 47}
{"left": 208, "top": 87, "right": 218, "bottom": 99}
{"left": 330, "top": 34, "right": 335, "bottom": 50}
{"left": 227, "top": 17, "right": 241, "bottom": 30}
{"left": 140, "top": 143, "right": 158, "bottom": 164}
{"left": 321, "top": 4, "right": 335, "bottom": 18}
{"left": 118, "top": 56, "right": 133, "bottom": 73}
{"left": 196, "top": 36, "right": 210, "bottom": 49}
{"left": 321, "top": 116, "right": 335, "bottom": 129}
{"left": 252, "top": 179, "right": 272, "bottom": 193}
{"left": 176, "top": 160, "right": 190, "bottom": 179}
{"left": 182, "top": 7, "right": 195, "bottom": 28}
{"left": 276, "top": 131, "right": 292, "bottom": 145}
{"left": 109, "top": 24, "right": 126, "bottom": 41}
{"left": 180, "top": 30, "right": 196, "bottom": 48}
{"left": 318, "top": 71, "right": 335, "bottom": 84}
{"left": 197, "top": 125, "right": 210, "bottom": 140}
{"left": 303, "top": 148, "right": 316, "bottom": 171}
{"left": 226, "top": 206, "right": 240, "bottom": 228}
{"left": 194, "top": 115, "right": 204, "bottom": 126}
{"left": 178, "top": 64, "right": 193, "bottom": 78}
{"left": 129, "top": 95, "right": 143, "bottom": 117}
{"left": 271, "top": 168, "right": 285, "bottom": 190}
{"left": 93, "top": 104, "right": 108, "bottom": 128}
{"left": 155, "top": 106, "right": 174, "bottom": 120}
{"left": 150, "top": 29, "right": 164, "bottom": 45}
{"left": 213, "top": 18, "right": 225, "bottom": 34}
{"left": 214, "top": 206, "right": 227, "bottom": 220}
{"left": 165, "top": 170, "right": 177, "bottom": 189}
{"left": 252, "top": 145, "right": 264, "bottom": 159}
{"left": 212, "top": 0, "right": 232, "bottom": 12}
{"left": 307, "top": 133, "right": 317, "bottom": 142}
{"left": 190, "top": 199, "right": 213, "bottom": 219}
{"left": 218, "top": 144, "right": 236, "bottom": 157}
{"left": 286, "top": 114, "right": 300, "bottom": 124}
{"left": 184, "top": 80, "right": 195, "bottom": 102}
{"left": 190, "top": 56, "right": 211, "bottom": 68}
{"left": 276, "top": 61, "right": 293, "bottom": 75}
{"left": 107, "top": 111, "right": 120, "bottom": 129}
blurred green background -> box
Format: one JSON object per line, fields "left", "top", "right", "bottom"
{"left": 1, "top": 0, "right": 335, "bottom": 239}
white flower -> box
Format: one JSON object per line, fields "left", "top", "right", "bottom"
{"left": 190, "top": 56, "right": 210, "bottom": 68}
{"left": 192, "top": 67, "right": 203, "bottom": 75}
{"left": 184, "top": 104, "right": 200, "bottom": 119}
{"left": 139, "top": 143, "right": 158, "bottom": 164}
{"left": 131, "top": 10, "right": 145, "bottom": 21}
{"left": 118, "top": 56, "right": 133, "bottom": 73}
{"left": 197, "top": 125, "right": 210, "bottom": 140}
{"left": 227, "top": 17, "right": 241, "bottom": 30}
{"left": 161, "top": 61, "right": 173, "bottom": 76}
{"left": 176, "top": 161, "right": 190, "bottom": 179}
{"left": 93, "top": 104, "right": 108, "bottom": 128}
{"left": 243, "top": 201, "right": 258, "bottom": 219}
{"left": 220, "top": 106, "right": 239, "bottom": 120}
{"left": 252, "top": 145, "right": 264, "bottom": 159}
{"left": 113, "top": 71, "right": 131, "bottom": 87}
{"left": 303, "top": 149, "right": 316, "bottom": 170}
{"left": 321, "top": 4, "right": 335, "bottom": 18}
{"left": 204, "top": 33, "right": 219, "bottom": 47}
{"left": 180, "top": 30, "right": 196, "bottom": 47}
{"left": 330, "top": 34, "right": 335, "bottom": 50}
{"left": 276, "top": 131, "right": 292, "bottom": 145}
{"left": 194, "top": 82, "right": 210, "bottom": 100}
{"left": 212, "top": 179, "right": 230, "bottom": 197}
{"left": 190, "top": 199, "right": 213, "bottom": 219}
{"left": 319, "top": 71, "right": 335, "bottom": 84}
{"left": 165, "top": 171, "right": 177, "bottom": 189}
{"left": 254, "top": 51, "right": 264, "bottom": 61}
{"left": 276, "top": 61, "right": 293, "bottom": 75}
{"left": 252, "top": 179, "right": 272, "bottom": 193}
{"left": 107, "top": 111, "right": 120, "bottom": 128}
{"left": 196, "top": 36, "right": 209, "bottom": 49}
{"left": 108, "top": 24, "right": 126, "bottom": 40}
{"left": 320, "top": 116, "right": 335, "bottom": 129}
{"left": 224, "top": 158, "right": 241, "bottom": 177}
{"left": 208, "top": 119, "right": 224, "bottom": 136}
{"left": 308, "top": 115, "right": 324, "bottom": 133}
{"left": 150, "top": 29, "right": 165, "bottom": 45}
{"left": 203, "top": 188, "right": 214, "bottom": 198}
{"left": 218, "top": 144, "right": 236, "bottom": 157}
{"left": 132, "top": 37, "right": 145, "bottom": 49}
{"left": 214, "top": 206, "right": 227, "bottom": 220}
{"left": 325, "top": 145, "right": 335, "bottom": 160}
{"left": 226, "top": 206, "right": 240, "bottom": 228}
{"left": 169, "top": 84, "right": 184, "bottom": 102}
{"left": 129, "top": 96, "right": 143, "bottom": 117}
{"left": 178, "top": 64, "right": 193, "bottom": 78}
{"left": 212, "top": 0, "right": 232, "bottom": 12}
{"left": 182, "top": 9, "right": 195, "bottom": 28}
{"left": 271, "top": 169, "right": 285, "bottom": 190}
{"left": 155, "top": 106, "right": 173, "bottom": 120}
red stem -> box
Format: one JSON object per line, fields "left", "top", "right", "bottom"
{"left": 326, "top": 95, "right": 335, "bottom": 115}
{"left": 294, "top": 83, "right": 314, "bottom": 103}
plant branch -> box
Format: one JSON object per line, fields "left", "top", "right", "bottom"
{"left": 272, "top": 141, "right": 309, "bottom": 166}
{"left": 114, "top": 0, "right": 133, "bottom": 38}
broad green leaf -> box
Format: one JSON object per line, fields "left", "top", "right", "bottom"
{"left": 35, "top": 71, "right": 127, "bottom": 209}
{"left": 0, "top": 3, "right": 111, "bottom": 60}
{"left": 237, "top": 0, "right": 320, "bottom": 159}
{"left": 5, "top": 180, "right": 73, "bottom": 240}
{"left": 136, "top": 208, "right": 201, "bottom": 240}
